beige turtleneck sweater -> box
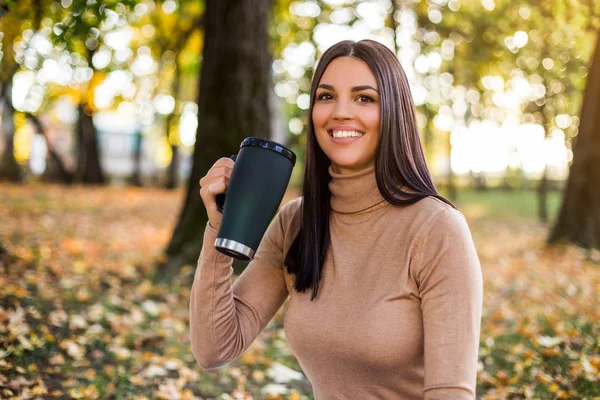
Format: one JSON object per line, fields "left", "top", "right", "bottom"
{"left": 190, "top": 164, "right": 483, "bottom": 399}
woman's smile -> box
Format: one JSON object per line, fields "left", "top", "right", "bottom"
{"left": 328, "top": 126, "right": 366, "bottom": 144}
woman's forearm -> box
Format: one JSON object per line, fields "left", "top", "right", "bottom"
{"left": 189, "top": 223, "right": 239, "bottom": 369}
{"left": 190, "top": 216, "right": 290, "bottom": 370}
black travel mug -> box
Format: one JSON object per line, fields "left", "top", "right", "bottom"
{"left": 214, "top": 137, "right": 296, "bottom": 261}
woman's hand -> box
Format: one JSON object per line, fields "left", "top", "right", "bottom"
{"left": 199, "top": 157, "right": 235, "bottom": 231}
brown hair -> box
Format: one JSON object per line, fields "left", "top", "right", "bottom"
{"left": 284, "top": 39, "right": 454, "bottom": 300}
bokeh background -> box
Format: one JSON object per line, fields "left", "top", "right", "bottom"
{"left": 1, "top": 0, "right": 599, "bottom": 399}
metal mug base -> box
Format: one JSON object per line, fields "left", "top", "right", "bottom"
{"left": 214, "top": 238, "right": 255, "bottom": 261}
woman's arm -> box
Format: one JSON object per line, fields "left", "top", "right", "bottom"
{"left": 189, "top": 199, "right": 298, "bottom": 369}
{"left": 415, "top": 207, "right": 483, "bottom": 400}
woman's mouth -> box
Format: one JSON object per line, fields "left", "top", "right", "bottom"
{"left": 328, "top": 130, "right": 365, "bottom": 144}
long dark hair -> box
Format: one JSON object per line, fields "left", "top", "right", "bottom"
{"left": 284, "top": 39, "right": 455, "bottom": 301}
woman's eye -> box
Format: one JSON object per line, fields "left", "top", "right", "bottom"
{"left": 315, "top": 93, "right": 375, "bottom": 102}
{"left": 357, "top": 95, "right": 374, "bottom": 103}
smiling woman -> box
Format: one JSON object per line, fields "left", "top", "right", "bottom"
{"left": 190, "top": 39, "right": 483, "bottom": 400}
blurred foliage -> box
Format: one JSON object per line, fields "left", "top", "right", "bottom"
{"left": 0, "top": 0, "right": 47, "bottom": 82}
{"left": 49, "top": 0, "right": 137, "bottom": 52}
{"left": 1, "top": 0, "right": 599, "bottom": 184}
{"left": 48, "top": 0, "right": 138, "bottom": 108}
{"left": 138, "top": 0, "right": 204, "bottom": 149}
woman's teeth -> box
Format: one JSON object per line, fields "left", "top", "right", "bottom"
{"left": 331, "top": 130, "right": 364, "bottom": 138}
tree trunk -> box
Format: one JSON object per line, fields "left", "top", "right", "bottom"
{"left": 129, "top": 130, "right": 143, "bottom": 187}
{"left": 0, "top": 82, "right": 22, "bottom": 182}
{"left": 0, "top": 240, "right": 11, "bottom": 274}
{"left": 165, "top": 0, "right": 273, "bottom": 269}
{"left": 537, "top": 107, "right": 549, "bottom": 222}
{"left": 74, "top": 103, "right": 105, "bottom": 184}
{"left": 166, "top": 143, "right": 179, "bottom": 189}
{"left": 166, "top": 64, "right": 182, "bottom": 190}
{"left": 25, "top": 113, "right": 73, "bottom": 184}
{"left": 537, "top": 21, "right": 551, "bottom": 224}
{"left": 548, "top": 33, "right": 600, "bottom": 250}
{"left": 470, "top": 171, "right": 487, "bottom": 191}
{"left": 538, "top": 167, "right": 548, "bottom": 222}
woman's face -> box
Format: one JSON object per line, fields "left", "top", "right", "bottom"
{"left": 312, "top": 56, "right": 381, "bottom": 174}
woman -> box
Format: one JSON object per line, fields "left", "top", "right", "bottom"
{"left": 191, "top": 39, "right": 483, "bottom": 399}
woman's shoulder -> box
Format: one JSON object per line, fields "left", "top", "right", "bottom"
{"left": 279, "top": 196, "right": 302, "bottom": 219}
{"left": 276, "top": 196, "right": 303, "bottom": 231}
{"left": 409, "top": 197, "right": 476, "bottom": 253}
{"left": 405, "top": 195, "right": 467, "bottom": 227}
{"left": 384, "top": 195, "right": 471, "bottom": 246}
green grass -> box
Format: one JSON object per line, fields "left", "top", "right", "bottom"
{"left": 440, "top": 188, "right": 563, "bottom": 221}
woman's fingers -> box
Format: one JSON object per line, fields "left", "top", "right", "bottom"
{"left": 199, "top": 167, "right": 231, "bottom": 187}
{"left": 208, "top": 181, "right": 226, "bottom": 195}
{"left": 199, "top": 158, "right": 234, "bottom": 187}
{"left": 197, "top": 157, "right": 236, "bottom": 230}
{"left": 213, "top": 157, "right": 235, "bottom": 172}
{"left": 200, "top": 177, "right": 228, "bottom": 199}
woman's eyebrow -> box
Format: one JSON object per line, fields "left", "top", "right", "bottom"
{"left": 317, "top": 84, "right": 379, "bottom": 93}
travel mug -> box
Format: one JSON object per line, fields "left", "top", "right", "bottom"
{"left": 214, "top": 137, "right": 296, "bottom": 261}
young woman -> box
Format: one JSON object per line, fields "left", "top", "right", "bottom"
{"left": 191, "top": 39, "right": 483, "bottom": 399}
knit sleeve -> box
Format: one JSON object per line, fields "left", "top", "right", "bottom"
{"left": 414, "top": 207, "right": 483, "bottom": 399}
{"left": 189, "top": 200, "right": 296, "bottom": 370}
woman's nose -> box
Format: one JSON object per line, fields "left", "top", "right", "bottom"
{"left": 332, "top": 98, "right": 353, "bottom": 120}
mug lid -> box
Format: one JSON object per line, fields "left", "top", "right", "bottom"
{"left": 240, "top": 137, "right": 296, "bottom": 166}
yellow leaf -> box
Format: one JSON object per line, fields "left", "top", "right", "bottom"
{"left": 103, "top": 365, "right": 115, "bottom": 376}
{"left": 13, "top": 286, "right": 28, "bottom": 298}
{"left": 63, "top": 378, "right": 78, "bottom": 387}
{"left": 68, "top": 388, "right": 84, "bottom": 399}
{"left": 83, "top": 369, "right": 96, "bottom": 380}
{"left": 32, "top": 384, "right": 48, "bottom": 395}
{"left": 73, "top": 260, "right": 88, "bottom": 274}
{"left": 44, "top": 332, "right": 56, "bottom": 343}
{"left": 129, "top": 375, "right": 146, "bottom": 385}
{"left": 49, "top": 353, "right": 65, "bottom": 365}
{"left": 252, "top": 370, "right": 265, "bottom": 383}
{"left": 83, "top": 384, "right": 99, "bottom": 400}
{"left": 76, "top": 288, "right": 91, "bottom": 302}
{"left": 288, "top": 391, "right": 302, "bottom": 400}
{"left": 536, "top": 372, "right": 552, "bottom": 384}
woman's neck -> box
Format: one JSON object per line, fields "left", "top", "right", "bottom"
{"left": 330, "top": 161, "right": 375, "bottom": 175}
{"left": 327, "top": 163, "right": 386, "bottom": 214}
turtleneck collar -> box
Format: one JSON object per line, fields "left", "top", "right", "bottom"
{"left": 328, "top": 164, "right": 387, "bottom": 214}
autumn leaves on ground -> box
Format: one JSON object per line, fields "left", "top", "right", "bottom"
{"left": 1, "top": 184, "right": 599, "bottom": 400}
